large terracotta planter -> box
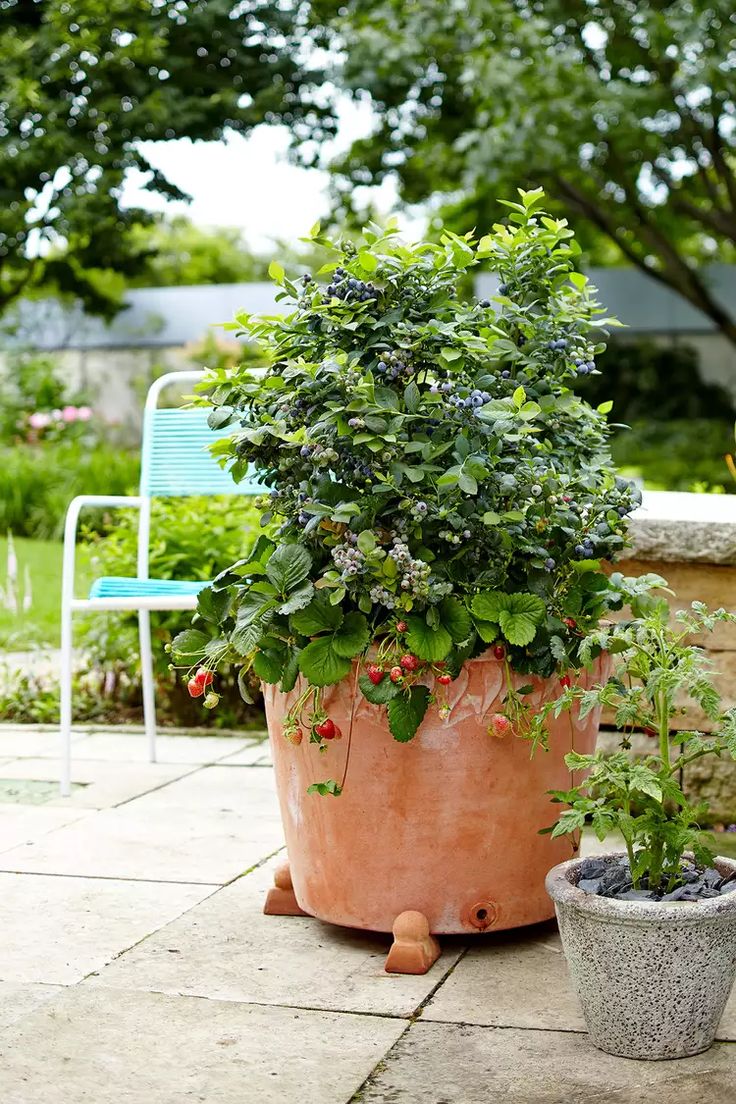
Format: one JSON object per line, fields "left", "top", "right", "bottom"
{"left": 263, "top": 651, "right": 607, "bottom": 966}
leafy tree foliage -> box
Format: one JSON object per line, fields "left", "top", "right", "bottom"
{"left": 0, "top": 0, "right": 313, "bottom": 314}
{"left": 277, "top": 0, "right": 736, "bottom": 343}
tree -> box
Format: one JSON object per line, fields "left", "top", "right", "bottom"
{"left": 126, "top": 217, "right": 270, "bottom": 287}
{"left": 283, "top": 0, "right": 736, "bottom": 344}
{"left": 0, "top": 0, "right": 319, "bottom": 315}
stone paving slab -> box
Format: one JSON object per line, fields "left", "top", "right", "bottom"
{"left": 0, "top": 872, "right": 212, "bottom": 985}
{"left": 423, "top": 921, "right": 736, "bottom": 1041}
{"left": 72, "top": 731, "right": 253, "bottom": 765}
{"left": 0, "top": 757, "right": 196, "bottom": 808}
{"left": 0, "top": 982, "right": 63, "bottom": 1032}
{"left": 0, "top": 986, "right": 406, "bottom": 1104}
{"left": 0, "top": 728, "right": 86, "bottom": 759}
{"left": 0, "top": 802, "right": 284, "bottom": 883}
{"left": 124, "top": 762, "right": 280, "bottom": 814}
{"left": 423, "top": 923, "right": 585, "bottom": 1032}
{"left": 87, "top": 858, "right": 466, "bottom": 1017}
{"left": 357, "top": 1020, "right": 736, "bottom": 1104}
{"left": 0, "top": 804, "right": 90, "bottom": 854}
{"left": 220, "top": 740, "right": 272, "bottom": 766}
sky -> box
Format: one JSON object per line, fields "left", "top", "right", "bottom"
{"left": 119, "top": 101, "right": 426, "bottom": 252}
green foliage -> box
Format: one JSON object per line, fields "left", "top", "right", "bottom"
{"left": 580, "top": 341, "right": 735, "bottom": 425}
{"left": 612, "top": 419, "right": 735, "bottom": 495}
{"left": 176, "top": 193, "right": 643, "bottom": 778}
{"left": 0, "top": 1, "right": 306, "bottom": 314}
{"left": 278, "top": 1, "right": 736, "bottom": 341}
{"left": 126, "top": 218, "right": 271, "bottom": 288}
{"left": 0, "top": 442, "right": 139, "bottom": 539}
{"left": 536, "top": 601, "right": 736, "bottom": 892}
{"left": 80, "top": 495, "right": 262, "bottom": 726}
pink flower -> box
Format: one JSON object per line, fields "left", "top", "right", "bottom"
{"left": 61, "top": 406, "right": 78, "bottom": 423}
{"left": 28, "top": 412, "right": 51, "bottom": 429}
{"left": 77, "top": 406, "right": 92, "bottom": 421}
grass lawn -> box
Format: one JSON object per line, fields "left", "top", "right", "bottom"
{"left": 0, "top": 537, "right": 92, "bottom": 651}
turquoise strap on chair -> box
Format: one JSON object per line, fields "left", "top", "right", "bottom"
{"left": 140, "top": 408, "right": 264, "bottom": 497}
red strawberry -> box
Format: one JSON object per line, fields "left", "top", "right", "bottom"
{"left": 390, "top": 666, "right": 403, "bottom": 683}
{"left": 564, "top": 618, "right": 577, "bottom": 630}
{"left": 367, "top": 664, "right": 384, "bottom": 685}
{"left": 437, "top": 673, "right": 452, "bottom": 686}
{"left": 194, "top": 668, "right": 213, "bottom": 688}
{"left": 396, "top": 620, "right": 408, "bottom": 633}
{"left": 187, "top": 677, "right": 204, "bottom": 698}
{"left": 560, "top": 674, "right": 572, "bottom": 689}
{"left": 643, "top": 726, "right": 657, "bottom": 738}
{"left": 489, "top": 713, "right": 512, "bottom": 739}
{"left": 493, "top": 644, "right": 505, "bottom": 661}
{"left": 400, "top": 653, "right": 419, "bottom": 672}
{"left": 332, "top": 725, "right": 343, "bottom": 740}
{"left": 315, "top": 718, "right": 336, "bottom": 740}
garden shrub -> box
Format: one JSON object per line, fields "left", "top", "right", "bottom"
{"left": 78, "top": 494, "right": 264, "bottom": 727}
{"left": 0, "top": 441, "right": 140, "bottom": 539}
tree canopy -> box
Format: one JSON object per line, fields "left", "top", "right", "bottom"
{"left": 0, "top": 0, "right": 314, "bottom": 315}
{"left": 286, "top": 0, "right": 736, "bottom": 343}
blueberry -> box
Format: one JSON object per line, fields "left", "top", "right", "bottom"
{"left": 479, "top": 298, "right": 491, "bottom": 308}
{"left": 471, "top": 394, "right": 484, "bottom": 407}
{"left": 299, "top": 445, "right": 311, "bottom": 458}
{"left": 575, "top": 544, "right": 585, "bottom": 557}
{"left": 463, "top": 397, "right": 473, "bottom": 409}
{"left": 430, "top": 384, "right": 439, "bottom": 393}
{"left": 501, "top": 370, "right": 511, "bottom": 379}
{"left": 441, "top": 382, "right": 453, "bottom": 392}
{"left": 498, "top": 283, "right": 508, "bottom": 294}
{"left": 576, "top": 364, "right": 590, "bottom": 375}
{"left": 586, "top": 360, "right": 596, "bottom": 371}
{"left": 547, "top": 341, "right": 557, "bottom": 351}
{"left": 617, "top": 506, "right": 628, "bottom": 517}
{"left": 481, "top": 391, "right": 491, "bottom": 401}
{"left": 557, "top": 338, "right": 568, "bottom": 349}
{"left": 298, "top": 512, "right": 308, "bottom": 525}
{"left": 471, "top": 389, "right": 482, "bottom": 398}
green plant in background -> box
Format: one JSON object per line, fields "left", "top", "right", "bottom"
{"left": 536, "top": 601, "right": 736, "bottom": 893}
{"left": 173, "top": 190, "right": 641, "bottom": 757}
{"left": 79, "top": 495, "right": 263, "bottom": 728}
{"left": 0, "top": 442, "right": 140, "bottom": 540}
{"left": 612, "top": 420, "right": 735, "bottom": 496}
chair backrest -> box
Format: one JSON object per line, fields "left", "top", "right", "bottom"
{"left": 135, "top": 371, "right": 263, "bottom": 578}
{"left": 139, "top": 371, "right": 263, "bottom": 498}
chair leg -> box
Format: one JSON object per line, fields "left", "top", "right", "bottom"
{"left": 138, "top": 609, "right": 157, "bottom": 762}
{"left": 59, "top": 602, "right": 73, "bottom": 797}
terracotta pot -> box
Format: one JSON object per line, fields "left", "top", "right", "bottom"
{"left": 263, "top": 651, "right": 608, "bottom": 936}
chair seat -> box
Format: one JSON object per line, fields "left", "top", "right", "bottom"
{"left": 89, "top": 576, "right": 209, "bottom": 600}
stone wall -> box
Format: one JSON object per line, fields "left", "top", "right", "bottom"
{"left": 599, "top": 491, "right": 736, "bottom": 821}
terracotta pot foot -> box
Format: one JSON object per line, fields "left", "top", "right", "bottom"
{"left": 263, "top": 862, "right": 309, "bottom": 917}
{"left": 385, "top": 910, "right": 441, "bottom": 975}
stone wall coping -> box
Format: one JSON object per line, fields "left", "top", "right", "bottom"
{"left": 625, "top": 491, "right": 736, "bottom": 565}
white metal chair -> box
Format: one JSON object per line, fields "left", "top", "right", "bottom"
{"left": 59, "top": 370, "right": 260, "bottom": 795}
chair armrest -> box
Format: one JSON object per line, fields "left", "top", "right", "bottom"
{"left": 61, "top": 495, "right": 144, "bottom": 606}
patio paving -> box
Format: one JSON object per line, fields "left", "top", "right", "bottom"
{"left": 0, "top": 724, "right": 734, "bottom": 1102}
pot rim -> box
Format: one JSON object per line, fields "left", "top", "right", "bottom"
{"left": 546, "top": 852, "right": 736, "bottom": 925}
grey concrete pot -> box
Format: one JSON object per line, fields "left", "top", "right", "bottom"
{"left": 546, "top": 853, "right": 736, "bottom": 1060}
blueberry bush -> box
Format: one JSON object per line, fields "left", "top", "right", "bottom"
{"left": 173, "top": 190, "right": 641, "bottom": 765}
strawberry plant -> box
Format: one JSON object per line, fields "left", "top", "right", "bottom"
{"left": 173, "top": 189, "right": 642, "bottom": 762}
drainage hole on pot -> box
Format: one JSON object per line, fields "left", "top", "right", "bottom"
{"left": 476, "top": 908, "right": 488, "bottom": 921}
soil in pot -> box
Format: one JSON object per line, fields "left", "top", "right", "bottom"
{"left": 575, "top": 854, "right": 736, "bottom": 902}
